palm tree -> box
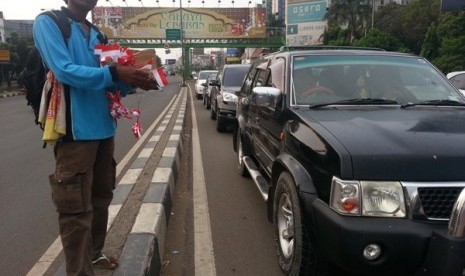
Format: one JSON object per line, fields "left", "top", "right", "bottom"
{"left": 326, "top": 0, "right": 372, "bottom": 43}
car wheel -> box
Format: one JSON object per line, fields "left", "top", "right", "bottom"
{"left": 236, "top": 129, "right": 249, "bottom": 176}
{"left": 216, "top": 111, "right": 227, "bottom": 132}
{"left": 211, "top": 101, "right": 216, "bottom": 120}
{"left": 274, "top": 172, "right": 328, "bottom": 276}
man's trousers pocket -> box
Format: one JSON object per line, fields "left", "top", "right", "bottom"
{"left": 49, "top": 173, "right": 85, "bottom": 214}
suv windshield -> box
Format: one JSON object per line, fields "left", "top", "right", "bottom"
{"left": 198, "top": 71, "right": 216, "bottom": 80}
{"left": 223, "top": 66, "right": 250, "bottom": 86}
{"left": 291, "top": 55, "right": 464, "bottom": 106}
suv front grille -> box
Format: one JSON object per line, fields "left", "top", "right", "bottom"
{"left": 418, "top": 187, "right": 463, "bottom": 219}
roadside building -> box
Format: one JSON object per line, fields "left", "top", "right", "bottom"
{"left": 0, "top": 11, "right": 33, "bottom": 43}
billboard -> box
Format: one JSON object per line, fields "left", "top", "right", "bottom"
{"left": 286, "top": 0, "right": 328, "bottom": 46}
{"left": 226, "top": 48, "right": 241, "bottom": 64}
{"left": 92, "top": 7, "right": 267, "bottom": 39}
{"left": 0, "top": 50, "right": 10, "bottom": 63}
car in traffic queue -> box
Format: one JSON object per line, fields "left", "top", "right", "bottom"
{"left": 447, "top": 70, "right": 465, "bottom": 96}
{"left": 202, "top": 73, "right": 218, "bottom": 109}
{"left": 210, "top": 64, "right": 251, "bottom": 132}
{"left": 233, "top": 46, "right": 465, "bottom": 276}
{"left": 194, "top": 70, "right": 218, "bottom": 99}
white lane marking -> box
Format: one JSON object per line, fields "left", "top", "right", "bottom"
{"left": 26, "top": 94, "right": 178, "bottom": 276}
{"left": 189, "top": 85, "right": 217, "bottom": 276}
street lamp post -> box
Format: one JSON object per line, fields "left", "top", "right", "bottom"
{"left": 180, "top": 0, "right": 186, "bottom": 87}
{"left": 372, "top": 0, "right": 375, "bottom": 30}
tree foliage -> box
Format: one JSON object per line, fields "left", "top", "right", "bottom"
{"left": 421, "top": 11, "right": 465, "bottom": 72}
{"left": 373, "top": 3, "right": 405, "bottom": 38}
{"left": 324, "top": 0, "right": 465, "bottom": 71}
{"left": 401, "top": 0, "right": 440, "bottom": 54}
{"left": 325, "top": 0, "right": 372, "bottom": 44}
{"left": 323, "top": 26, "right": 350, "bottom": 46}
{"left": 353, "top": 28, "right": 406, "bottom": 51}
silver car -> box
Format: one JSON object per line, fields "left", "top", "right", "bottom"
{"left": 194, "top": 70, "right": 218, "bottom": 99}
{"left": 447, "top": 71, "right": 465, "bottom": 96}
{"left": 202, "top": 73, "right": 218, "bottom": 109}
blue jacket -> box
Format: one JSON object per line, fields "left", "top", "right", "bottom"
{"left": 33, "top": 10, "right": 131, "bottom": 141}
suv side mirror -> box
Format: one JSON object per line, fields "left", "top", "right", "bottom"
{"left": 252, "top": 87, "right": 281, "bottom": 109}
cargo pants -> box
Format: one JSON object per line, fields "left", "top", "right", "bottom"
{"left": 49, "top": 137, "right": 116, "bottom": 276}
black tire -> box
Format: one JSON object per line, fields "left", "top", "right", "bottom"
{"left": 211, "top": 101, "right": 216, "bottom": 120}
{"left": 216, "top": 112, "right": 227, "bottom": 132}
{"left": 236, "top": 129, "right": 249, "bottom": 176}
{"left": 274, "top": 172, "right": 329, "bottom": 276}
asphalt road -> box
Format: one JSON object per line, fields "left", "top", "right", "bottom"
{"left": 0, "top": 78, "right": 178, "bottom": 276}
{"left": 161, "top": 83, "right": 285, "bottom": 276}
{"left": 0, "top": 78, "right": 286, "bottom": 276}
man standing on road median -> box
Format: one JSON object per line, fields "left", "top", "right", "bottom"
{"left": 33, "top": 0, "right": 157, "bottom": 275}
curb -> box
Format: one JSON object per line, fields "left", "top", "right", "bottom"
{"left": 112, "top": 89, "right": 188, "bottom": 276}
{"left": 0, "top": 91, "right": 24, "bottom": 98}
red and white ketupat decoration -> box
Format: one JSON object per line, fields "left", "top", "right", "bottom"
{"left": 106, "top": 91, "right": 143, "bottom": 138}
{"left": 95, "top": 44, "right": 168, "bottom": 139}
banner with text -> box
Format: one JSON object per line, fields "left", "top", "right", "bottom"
{"left": 92, "top": 7, "right": 267, "bottom": 39}
{"left": 286, "top": 0, "right": 327, "bottom": 46}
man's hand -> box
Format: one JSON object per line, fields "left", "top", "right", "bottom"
{"left": 115, "top": 66, "right": 158, "bottom": 91}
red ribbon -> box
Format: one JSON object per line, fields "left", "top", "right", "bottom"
{"left": 106, "top": 91, "right": 143, "bottom": 138}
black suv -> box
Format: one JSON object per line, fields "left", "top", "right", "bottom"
{"left": 234, "top": 47, "right": 465, "bottom": 276}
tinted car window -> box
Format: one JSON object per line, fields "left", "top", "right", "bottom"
{"left": 223, "top": 66, "right": 250, "bottom": 86}
{"left": 208, "top": 74, "right": 218, "bottom": 82}
{"left": 268, "top": 57, "right": 285, "bottom": 91}
{"left": 292, "top": 55, "right": 462, "bottom": 105}
{"left": 242, "top": 67, "right": 258, "bottom": 96}
{"left": 198, "top": 71, "right": 216, "bottom": 80}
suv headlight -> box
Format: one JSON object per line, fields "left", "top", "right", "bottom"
{"left": 330, "top": 177, "right": 406, "bottom": 217}
{"left": 222, "top": 92, "right": 238, "bottom": 103}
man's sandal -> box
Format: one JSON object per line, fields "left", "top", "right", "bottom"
{"left": 92, "top": 254, "right": 119, "bottom": 270}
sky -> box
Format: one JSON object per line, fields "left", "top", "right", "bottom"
{"left": 0, "top": 0, "right": 266, "bottom": 20}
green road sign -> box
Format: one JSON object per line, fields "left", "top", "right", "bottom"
{"left": 166, "top": 29, "right": 181, "bottom": 40}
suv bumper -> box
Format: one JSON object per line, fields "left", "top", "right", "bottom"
{"left": 310, "top": 198, "right": 465, "bottom": 275}
{"left": 217, "top": 101, "right": 237, "bottom": 122}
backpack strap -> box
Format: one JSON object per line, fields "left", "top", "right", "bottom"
{"left": 51, "top": 7, "right": 108, "bottom": 45}
{"left": 86, "top": 20, "right": 108, "bottom": 45}
{"left": 40, "top": 10, "right": 72, "bottom": 44}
